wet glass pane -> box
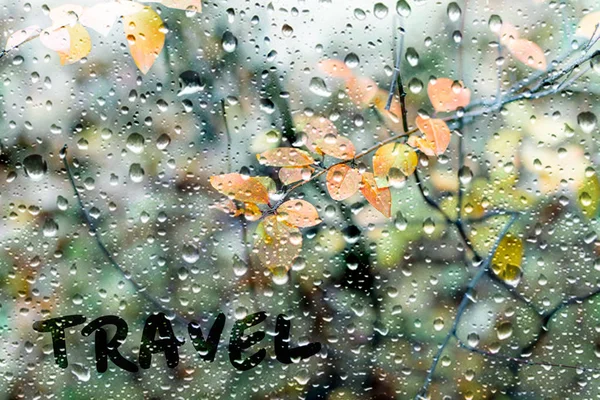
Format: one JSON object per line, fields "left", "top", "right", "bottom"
{"left": 1, "top": 0, "right": 600, "bottom": 399}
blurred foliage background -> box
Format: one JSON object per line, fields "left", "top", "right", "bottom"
{"left": 1, "top": 0, "right": 600, "bottom": 399}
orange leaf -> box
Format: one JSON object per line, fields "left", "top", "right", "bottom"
{"left": 315, "top": 135, "right": 356, "bottom": 160}
{"left": 254, "top": 215, "right": 302, "bottom": 271}
{"left": 507, "top": 38, "right": 547, "bottom": 71}
{"left": 347, "top": 76, "right": 379, "bottom": 107}
{"left": 303, "top": 117, "right": 338, "bottom": 153}
{"left": 373, "top": 142, "right": 418, "bottom": 182}
{"left": 319, "top": 59, "right": 354, "bottom": 79}
{"left": 415, "top": 116, "right": 452, "bottom": 155}
{"left": 360, "top": 173, "right": 392, "bottom": 218}
{"left": 257, "top": 147, "right": 315, "bottom": 167}
{"left": 278, "top": 199, "right": 321, "bottom": 227}
{"left": 209, "top": 173, "right": 270, "bottom": 204}
{"left": 123, "top": 6, "right": 165, "bottom": 74}
{"left": 278, "top": 167, "right": 313, "bottom": 185}
{"left": 326, "top": 164, "right": 361, "bottom": 201}
{"left": 576, "top": 12, "right": 600, "bottom": 39}
{"left": 408, "top": 135, "right": 436, "bottom": 157}
{"left": 427, "top": 77, "right": 471, "bottom": 113}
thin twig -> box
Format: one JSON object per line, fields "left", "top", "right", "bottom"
{"left": 416, "top": 213, "right": 519, "bottom": 399}
{"left": 60, "top": 145, "right": 188, "bottom": 325}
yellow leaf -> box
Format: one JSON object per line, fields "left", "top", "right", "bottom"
{"left": 123, "top": 6, "right": 165, "bottom": 74}
{"left": 579, "top": 173, "right": 600, "bottom": 219}
{"left": 491, "top": 234, "right": 523, "bottom": 286}
{"left": 507, "top": 38, "right": 547, "bottom": 71}
{"left": 407, "top": 135, "right": 436, "bottom": 157}
{"left": 326, "top": 164, "right": 361, "bottom": 201}
{"left": 278, "top": 199, "right": 321, "bottom": 227}
{"left": 360, "top": 172, "right": 392, "bottom": 218}
{"left": 254, "top": 215, "right": 302, "bottom": 271}
{"left": 576, "top": 11, "right": 600, "bottom": 39}
{"left": 257, "top": 147, "right": 315, "bottom": 167}
{"left": 315, "top": 135, "right": 356, "bottom": 160}
{"left": 209, "top": 173, "right": 270, "bottom": 204}
{"left": 415, "top": 116, "right": 452, "bottom": 155}
{"left": 59, "top": 24, "right": 92, "bottom": 65}
{"left": 373, "top": 143, "right": 418, "bottom": 187}
{"left": 427, "top": 77, "right": 471, "bottom": 113}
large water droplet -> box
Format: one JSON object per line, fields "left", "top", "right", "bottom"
{"left": 309, "top": 77, "right": 332, "bottom": 97}
{"left": 577, "top": 111, "right": 597, "bottom": 134}
{"left": 221, "top": 31, "right": 237, "bottom": 53}
{"left": 23, "top": 154, "right": 47, "bottom": 181}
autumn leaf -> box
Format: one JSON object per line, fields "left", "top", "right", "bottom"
{"left": 315, "top": 135, "right": 356, "bottom": 160}
{"left": 319, "top": 58, "right": 354, "bottom": 79}
{"left": 373, "top": 143, "right": 418, "bottom": 187}
{"left": 5, "top": 25, "right": 41, "bottom": 50}
{"left": 278, "top": 166, "right": 313, "bottom": 185}
{"left": 576, "top": 11, "right": 600, "bottom": 39}
{"left": 278, "top": 200, "right": 321, "bottom": 227}
{"left": 415, "top": 115, "right": 452, "bottom": 155}
{"left": 491, "top": 233, "right": 523, "bottom": 286}
{"left": 347, "top": 76, "right": 379, "bottom": 107}
{"left": 123, "top": 6, "right": 166, "bottom": 74}
{"left": 427, "top": 77, "right": 471, "bottom": 112}
{"left": 326, "top": 164, "right": 361, "bottom": 201}
{"left": 506, "top": 38, "right": 547, "bottom": 71}
{"left": 143, "top": 0, "right": 202, "bottom": 12}
{"left": 212, "top": 199, "right": 262, "bottom": 221}
{"left": 40, "top": 24, "right": 92, "bottom": 65}
{"left": 360, "top": 172, "right": 392, "bottom": 218}
{"left": 209, "top": 173, "right": 271, "bottom": 204}
{"left": 257, "top": 147, "right": 315, "bottom": 167}
{"left": 254, "top": 215, "right": 302, "bottom": 271}
{"left": 303, "top": 117, "right": 338, "bottom": 153}
{"left": 407, "top": 135, "right": 436, "bottom": 157}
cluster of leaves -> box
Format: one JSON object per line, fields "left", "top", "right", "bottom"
{"left": 209, "top": 69, "right": 477, "bottom": 272}
{"left": 4, "top": 0, "right": 201, "bottom": 73}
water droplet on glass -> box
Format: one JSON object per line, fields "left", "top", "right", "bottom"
{"left": 23, "top": 154, "right": 47, "bottom": 181}
{"left": 577, "top": 111, "right": 597, "bottom": 134}
{"left": 221, "top": 30, "right": 237, "bottom": 53}
{"left": 488, "top": 15, "right": 503, "bottom": 33}
{"left": 396, "top": 0, "right": 411, "bottom": 17}
{"left": 344, "top": 52, "right": 360, "bottom": 69}
{"left": 129, "top": 163, "right": 145, "bottom": 183}
{"left": 373, "top": 3, "right": 389, "bottom": 19}
{"left": 182, "top": 244, "right": 200, "bottom": 264}
{"left": 42, "top": 218, "right": 58, "bottom": 237}
{"left": 126, "top": 132, "right": 145, "bottom": 154}
{"left": 309, "top": 77, "right": 332, "bottom": 97}
{"left": 178, "top": 70, "right": 203, "bottom": 96}
{"left": 447, "top": 2, "right": 461, "bottom": 22}
{"left": 423, "top": 218, "right": 435, "bottom": 234}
